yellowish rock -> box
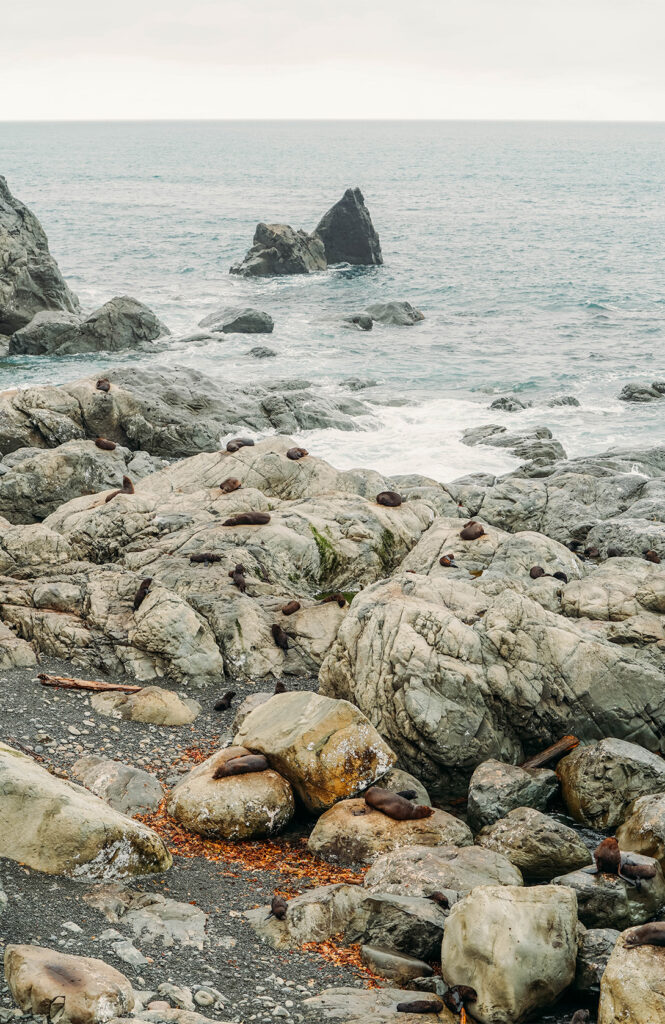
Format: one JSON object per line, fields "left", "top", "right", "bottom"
{"left": 598, "top": 929, "right": 665, "bottom": 1023}
{"left": 91, "top": 686, "right": 201, "bottom": 726}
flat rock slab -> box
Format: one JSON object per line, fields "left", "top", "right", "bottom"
{"left": 303, "top": 985, "right": 455, "bottom": 1023}
{"left": 360, "top": 945, "right": 432, "bottom": 984}
{"left": 71, "top": 755, "right": 164, "bottom": 816}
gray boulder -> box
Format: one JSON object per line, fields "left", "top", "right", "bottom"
{"left": 198, "top": 307, "right": 273, "bottom": 334}
{"left": 575, "top": 927, "right": 619, "bottom": 993}
{"left": 248, "top": 345, "right": 276, "bottom": 358}
{"left": 489, "top": 396, "right": 532, "bottom": 412}
{"left": 70, "top": 755, "right": 164, "bottom": 816}
{"left": 553, "top": 852, "right": 665, "bottom": 928}
{"left": 314, "top": 187, "right": 382, "bottom": 266}
{"left": 475, "top": 807, "right": 591, "bottom": 880}
{"left": 342, "top": 314, "right": 373, "bottom": 331}
{"left": 467, "top": 759, "right": 558, "bottom": 830}
{"left": 364, "top": 301, "right": 424, "bottom": 326}
{"left": 0, "top": 175, "right": 79, "bottom": 334}
{"left": 461, "top": 423, "right": 566, "bottom": 465}
{"left": 230, "top": 222, "right": 326, "bottom": 277}
{"left": 619, "top": 382, "right": 665, "bottom": 402}
{"left": 8, "top": 310, "right": 82, "bottom": 355}
{"left": 549, "top": 395, "right": 581, "bottom": 407}
{"left": 10, "top": 296, "right": 169, "bottom": 356}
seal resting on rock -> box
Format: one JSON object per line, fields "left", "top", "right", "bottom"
{"left": 213, "top": 753, "right": 270, "bottom": 779}
{"left": 105, "top": 475, "right": 134, "bottom": 502}
{"left": 219, "top": 477, "right": 241, "bottom": 493}
{"left": 529, "top": 566, "right": 546, "bottom": 579}
{"left": 607, "top": 546, "right": 623, "bottom": 558}
{"left": 644, "top": 549, "right": 661, "bottom": 564}
{"left": 443, "top": 985, "right": 477, "bottom": 1015}
{"left": 376, "top": 491, "right": 402, "bottom": 507}
{"left": 583, "top": 837, "right": 637, "bottom": 885}
{"left": 320, "top": 592, "right": 347, "bottom": 607}
{"left": 425, "top": 891, "right": 450, "bottom": 910}
{"left": 214, "top": 691, "right": 236, "bottom": 712}
{"left": 364, "top": 786, "right": 434, "bottom": 821}
{"left": 624, "top": 922, "right": 665, "bottom": 948}
{"left": 460, "top": 520, "right": 485, "bottom": 540}
{"left": 584, "top": 545, "right": 600, "bottom": 559}
{"left": 553, "top": 571, "right": 569, "bottom": 582}
{"left": 189, "top": 552, "right": 221, "bottom": 564}
{"left": 223, "top": 512, "right": 271, "bottom": 526}
{"left": 621, "top": 856, "right": 658, "bottom": 882}
{"left": 95, "top": 437, "right": 116, "bottom": 451}
{"left": 439, "top": 553, "right": 457, "bottom": 567}
{"left": 281, "top": 601, "right": 301, "bottom": 616}
{"left": 133, "top": 577, "right": 152, "bottom": 610}
{"left": 271, "top": 624, "right": 289, "bottom": 651}
{"left": 229, "top": 563, "right": 247, "bottom": 592}
{"left": 286, "top": 446, "right": 308, "bottom": 460}
{"left": 267, "top": 895, "right": 288, "bottom": 921}
{"left": 226, "top": 437, "right": 254, "bottom": 453}
{"left": 396, "top": 999, "right": 443, "bottom": 1014}
{"left": 96, "top": 377, "right": 110, "bottom": 392}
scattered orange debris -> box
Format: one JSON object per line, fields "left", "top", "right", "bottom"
{"left": 301, "top": 937, "right": 382, "bottom": 987}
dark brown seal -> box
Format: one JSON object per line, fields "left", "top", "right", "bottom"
{"left": 460, "top": 520, "right": 485, "bottom": 541}
{"left": 320, "top": 592, "right": 347, "bottom": 607}
{"left": 396, "top": 1000, "right": 443, "bottom": 1014}
{"left": 425, "top": 891, "right": 450, "bottom": 910}
{"left": 223, "top": 512, "right": 271, "bottom": 526}
{"left": 584, "top": 837, "right": 637, "bottom": 885}
{"left": 214, "top": 690, "right": 236, "bottom": 712}
{"left": 645, "top": 549, "right": 661, "bottom": 564}
{"left": 133, "top": 577, "right": 152, "bottom": 611}
{"left": 213, "top": 754, "right": 270, "bottom": 778}
{"left": 364, "top": 786, "right": 434, "bottom": 821}
{"left": 189, "top": 552, "right": 222, "bottom": 564}
{"left": 281, "top": 601, "right": 301, "bottom": 616}
{"left": 274, "top": 680, "right": 287, "bottom": 693}
{"left": 105, "top": 475, "right": 134, "bottom": 502}
{"left": 267, "top": 895, "right": 288, "bottom": 921}
{"left": 552, "top": 571, "right": 569, "bottom": 582}
{"left": 584, "top": 545, "right": 600, "bottom": 559}
{"left": 624, "top": 922, "right": 665, "bottom": 948}
{"left": 396, "top": 789, "right": 418, "bottom": 800}
{"left": 219, "top": 477, "right": 241, "bottom": 493}
{"left": 376, "top": 491, "right": 402, "bottom": 507}
{"left": 96, "top": 377, "right": 110, "bottom": 392}
{"left": 621, "top": 856, "right": 658, "bottom": 881}
{"left": 272, "top": 624, "right": 289, "bottom": 651}
{"left": 226, "top": 438, "right": 255, "bottom": 453}
{"left": 95, "top": 437, "right": 116, "bottom": 451}
{"left": 286, "top": 447, "right": 308, "bottom": 460}
{"left": 228, "top": 563, "right": 247, "bottom": 593}
{"left": 443, "top": 985, "right": 477, "bottom": 1014}
{"left": 439, "top": 553, "right": 457, "bottom": 567}
{"left": 607, "top": 546, "right": 623, "bottom": 558}
{"left": 530, "top": 566, "right": 546, "bottom": 579}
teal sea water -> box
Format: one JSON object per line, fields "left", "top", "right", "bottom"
{"left": 2, "top": 119, "right": 665, "bottom": 478}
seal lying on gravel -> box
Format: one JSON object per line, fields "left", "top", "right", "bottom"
{"left": 274, "top": 680, "right": 287, "bottom": 693}
{"left": 460, "top": 520, "right": 485, "bottom": 540}
{"left": 223, "top": 512, "right": 271, "bottom": 526}
{"left": 212, "top": 753, "right": 270, "bottom": 778}
{"left": 363, "top": 786, "right": 434, "bottom": 821}
{"left": 624, "top": 922, "right": 665, "bottom": 948}
{"left": 105, "top": 475, "right": 134, "bottom": 502}
{"left": 214, "top": 690, "right": 236, "bottom": 711}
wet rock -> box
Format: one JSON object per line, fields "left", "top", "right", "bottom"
{"left": 167, "top": 744, "right": 294, "bottom": 840}
{"left": 230, "top": 222, "right": 326, "bottom": 277}
{"left": 364, "top": 301, "right": 424, "bottom": 326}
{"left": 4, "top": 944, "right": 134, "bottom": 1024}
{"left": 10, "top": 296, "right": 169, "bottom": 356}
{"left": 476, "top": 807, "right": 591, "bottom": 880}
{"left": 598, "top": 927, "right": 665, "bottom": 1022}
{"left": 557, "top": 738, "right": 665, "bottom": 829}
{"left": 616, "top": 793, "right": 665, "bottom": 865}
{"left": 549, "top": 395, "right": 581, "bottom": 407}
{"left": 303, "top": 986, "right": 454, "bottom": 1023}
{"left": 248, "top": 345, "right": 276, "bottom": 358}
{"left": 308, "top": 796, "right": 471, "bottom": 866}
{"left": 234, "top": 691, "right": 395, "bottom": 813}
{"left": 71, "top": 756, "right": 164, "bottom": 816}
{"left": 441, "top": 884, "right": 578, "bottom": 1024}
{"left": 553, "top": 852, "right": 665, "bottom": 928}
{"left": 0, "top": 742, "right": 171, "bottom": 877}
{"left": 198, "top": 307, "right": 274, "bottom": 334}
{"left": 363, "top": 844, "right": 523, "bottom": 899}
{"left": 0, "top": 175, "right": 79, "bottom": 335}
{"left": 618, "top": 382, "right": 665, "bottom": 402}
{"left": 461, "top": 423, "right": 566, "bottom": 465}
{"left": 489, "top": 396, "right": 531, "bottom": 412}
{"left": 91, "top": 688, "right": 202, "bottom": 726}
{"left": 342, "top": 314, "right": 373, "bottom": 331}
{"left": 361, "top": 946, "right": 431, "bottom": 985}
{"left": 314, "top": 188, "right": 382, "bottom": 267}
{"left": 575, "top": 927, "right": 619, "bottom": 992}
{"left": 467, "top": 759, "right": 558, "bottom": 830}
{"left": 8, "top": 310, "right": 82, "bottom": 355}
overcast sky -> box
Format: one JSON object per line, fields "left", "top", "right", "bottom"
{"left": 2, "top": 0, "right": 665, "bottom": 120}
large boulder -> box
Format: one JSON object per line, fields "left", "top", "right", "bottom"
{"left": 557, "top": 738, "right": 665, "bottom": 829}
{"left": 70, "top": 755, "right": 164, "bottom": 816}
{"left": 7, "top": 309, "right": 82, "bottom": 355}
{"left": 198, "top": 307, "right": 273, "bottom": 334}
{"left": 0, "top": 175, "right": 79, "bottom": 334}
{"left": 307, "top": 797, "right": 472, "bottom": 866}
{"left": 245, "top": 883, "right": 365, "bottom": 950}
{"left": 166, "top": 745, "right": 294, "bottom": 839}
{"left": 363, "top": 844, "right": 523, "bottom": 900}
{"left": 467, "top": 758, "right": 558, "bottom": 830}
{"left": 616, "top": 793, "right": 665, "bottom": 865}
{"left": 303, "top": 986, "right": 455, "bottom": 1023}
{"left": 552, "top": 853, "right": 665, "bottom": 928}
{"left": 0, "top": 743, "right": 171, "bottom": 877}
{"left": 598, "top": 927, "right": 665, "bottom": 1023}
{"left": 575, "top": 927, "right": 619, "bottom": 993}
{"left": 234, "top": 691, "right": 395, "bottom": 812}
{"left": 10, "top": 296, "right": 169, "bottom": 356}
{"left": 314, "top": 188, "right": 382, "bottom": 266}
{"left": 618, "top": 382, "right": 665, "bottom": 402}
{"left": 475, "top": 807, "right": 591, "bottom": 880}
{"left": 91, "top": 688, "right": 202, "bottom": 726}
{"left": 4, "top": 946, "right": 134, "bottom": 1024}
{"left": 230, "top": 222, "right": 326, "bottom": 277}
{"left": 440, "top": 885, "right": 578, "bottom": 1024}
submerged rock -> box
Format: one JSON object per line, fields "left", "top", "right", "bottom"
{"left": 618, "top": 382, "right": 665, "bottom": 402}
{"left": 364, "top": 301, "right": 424, "bottom": 326}
{"left": 198, "top": 307, "right": 274, "bottom": 333}
{"left": 314, "top": 187, "right": 382, "bottom": 266}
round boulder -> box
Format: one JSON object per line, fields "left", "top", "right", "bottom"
{"left": 476, "top": 807, "right": 591, "bottom": 880}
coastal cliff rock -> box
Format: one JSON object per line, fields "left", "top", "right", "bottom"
{"left": 0, "top": 175, "right": 79, "bottom": 334}
{"left": 314, "top": 187, "right": 382, "bottom": 266}
{"left": 230, "top": 223, "right": 327, "bottom": 277}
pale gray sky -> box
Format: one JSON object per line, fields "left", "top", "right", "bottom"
{"left": 2, "top": 0, "right": 665, "bottom": 120}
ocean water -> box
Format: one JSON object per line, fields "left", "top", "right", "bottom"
{"left": 2, "top": 119, "right": 665, "bottom": 480}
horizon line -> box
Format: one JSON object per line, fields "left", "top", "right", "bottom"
{"left": 2, "top": 116, "right": 665, "bottom": 125}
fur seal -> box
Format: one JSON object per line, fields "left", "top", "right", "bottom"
{"left": 272, "top": 624, "right": 289, "bottom": 651}
{"left": 364, "top": 786, "right": 434, "bottom": 821}
{"left": 396, "top": 789, "right": 418, "bottom": 800}
{"left": 584, "top": 545, "right": 600, "bottom": 559}
{"left": 443, "top": 985, "right": 477, "bottom": 1014}
{"left": 645, "top": 549, "right": 661, "bottom": 564}
{"left": 214, "top": 691, "right": 236, "bottom": 712}
{"left": 281, "top": 601, "right": 301, "bottom": 616}
{"left": 96, "top": 378, "right": 110, "bottom": 392}
{"left": 569, "top": 1012, "right": 590, "bottom": 1024}
{"left": 376, "top": 491, "right": 403, "bottom": 507}
{"left": 105, "top": 475, "right": 134, "bottom": 502}
{"left": 620, "top": 856, "right": 658, "bottom": 882}
{"left": 624, "top": 922, "right": 665, "bottom": 948}
{"left": 274, "top": 680, "right": 287, "bottom": 693}
{"left": 460, "top": 520, "right": 485, "bottom": 541}
{"left": 219, "top": 477, "right": 241, "bottom": 493}
{"left": 396, "top": 1000, "right": 443, "bottom": 1014}
{"left": 190, "top": 552, "right": 222, "bottom": 564}
{"left": 529, "top": 566, "right": 546, "bottom": 579}
{"left": 226, "top": 438, "right": 255, "bottom": 453}
{"left": 223, "top": 512, "right": 271, "bottom": 526}
{"left": 229, "top": 563, "right": 247, "bottom": 592}
{"left": 213, "top": 753, "right": 270, "bottom": 778}
{"left": 553, "top": 571, "right": 569, "bottom": 582}
{"left": 425, "top": 891, "right": 450, "bottom": 910}
{"left": 320, "top": 592, "right": 347, "bottom": 607}
{"left": 286, "top": 447, "right": 308, "bottom": 460}
{"left": 133, "top": 577, "right": 152, "bottom": 611}
{"left": 583, "top": 837, "right": 636, "bottom": 885}
{"left": 607, "top": 546, "right": 623, "bottom": 558}
{"left": 439, "top": 553, "right": 457, "bottom": 567}
{"left": 267, "top": 895, "right": 288, "bottom": 921}
{"left": 95, "top": 437, "right": 116, "bottom": 451}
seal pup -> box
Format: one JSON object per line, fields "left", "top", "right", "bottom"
{"left": 133, "top": 577, "right": 152, "bottom": 611}
{"left": 624, "top": 922, "right": 665, "bottom": 948}
{"left": 226, "top": 438, "right": 254, "bottom": 453}
{"left": 425, "top": 891, "right": 450, "bottom": 910}
{"left": 214, "top": 691, "right": 236, "bottom": 712}
{"left": 439, "top": 553, "right": 457, "bottom": 567}
{"left": 213, "top": 753, "right": 270, "bottom": 778}
{"left": 219, "top": 477, "right": 241, "bottom": 493}
{"left": 583, "top": 837, "right": 636, "bottom": 885}
{"left": 584, "top": 545, "right": 600, "bottom": 559}
{"left": 460, "top": 520, "right": 485, "bottom": 541}
{"left": 274, "top": 680, "right": 287, "bottom": 693}
{"left": 95, "top": 437, "right": 116, "bottom": 451}
{"left": 376, "top": 491, "right": 402, "bottom": 507}
{"left": 364, "top": 786, "right": 434, "bottom": 821}
{"left": 281, "top": 601, "right": 301, "bottom": 616}
{"left": 396, "top": 999, "right": 443, "bottom": 1014}
{"left": 645, "top": 549, "right": 661, "bottom": 564}
{"left": 286, "top": 447, "right": 308, "bottom": 460}
{"left": 569, "top": 1012, "right": 590, "bottom": 1024}
{"left": 529, "top": 566, "right": 546, "bottom": 579}
{"left": 443, "top": 985, "right": 477, "bottom": 1015}
{"left": 267, "top": 895, "right": 288, "bottom": 921}
{"left": 553, "top": 571, "right": 569, "bottom": 582}
{"left": 105, "top": 476, "right": 134, "bottom": 503}
{"left": 229, "top": 563, "right": 247, "bottom": 593}
{"left": 96, "top": 377, "right": 110, "bottom": 392}
{"left": 223, "top": 512, "right": 270, "bottom": 526}
{"left": 190, "top": 552, "right": 222, "bottom": 565}
{"left": 272, "top": 624, "right": 289, "bottom": 651}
